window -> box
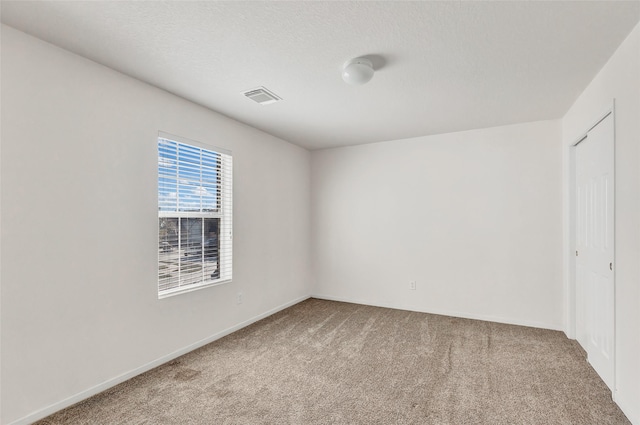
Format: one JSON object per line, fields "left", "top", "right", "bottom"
{"left": 158, "top": 133, "right": 232, "bottom": 298}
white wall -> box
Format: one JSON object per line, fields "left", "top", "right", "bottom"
{"left": 0, "top": 25, "right": 311, "bottom": 425}
{"left": 311, "top": 120, "right": 563, "bottom": 330}
{"left": 562, "top": 22, "right": 640, "bottom": 424}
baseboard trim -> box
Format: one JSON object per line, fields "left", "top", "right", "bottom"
{"left": 9, "top": 295, "right": 310, "bottom": 425}
{"left": 615, "top": 392, "right": 639, "bottom": 425}
{"left": 311, "top": 294, "right": 564, "bottom": 331}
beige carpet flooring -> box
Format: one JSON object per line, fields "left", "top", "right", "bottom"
{"left": 36, "top": 299, "right": 629, "bottom": 424}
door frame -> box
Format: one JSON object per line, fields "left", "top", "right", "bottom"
{"left": 565, "top": 100, "right": 616, "bottom": 398}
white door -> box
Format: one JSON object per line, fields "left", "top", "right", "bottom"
{"left": 575, "top": 113, "right": 615, "bottom": 392}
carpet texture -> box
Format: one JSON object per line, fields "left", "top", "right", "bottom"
{"left": 36, "top": 299, "right": 629, "bottom": 424}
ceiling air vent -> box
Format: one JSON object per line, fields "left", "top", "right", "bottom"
{"left": 243, "top": 86, "right": 282, "bottom": 105}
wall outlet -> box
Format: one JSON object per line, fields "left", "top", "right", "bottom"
{"left": 236, "top": 292, "right": 243, "bottom": 304}
{"left": 409, "top": 281, "right": 416, "bottom": 290}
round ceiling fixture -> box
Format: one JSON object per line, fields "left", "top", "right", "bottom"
{"left": 342, "top": 58, "right": 374, "bottom": 85}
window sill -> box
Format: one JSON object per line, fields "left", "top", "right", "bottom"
{"left": 158, "top": 278, "right": 232, "bottom": 299}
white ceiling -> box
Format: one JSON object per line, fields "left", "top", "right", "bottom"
{"left": 2, "top": 1, "right": 639, "bottom": 150}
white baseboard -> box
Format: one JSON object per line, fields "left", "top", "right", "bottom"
{"left": 615, "top": 392, "right": 639, "bottom": 425}
{"left": 9, "top": 295, "right": 310, "bottom": 425}
{"left": 311, "top": 294, "right": 564, "bottom": 331}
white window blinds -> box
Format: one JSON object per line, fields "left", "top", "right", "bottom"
{"left": 158, "top": 134, "right": 232, "bottom": 298}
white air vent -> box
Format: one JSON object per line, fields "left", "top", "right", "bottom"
{"left": 243, "top": 86, "right": 282, "bottom": 105}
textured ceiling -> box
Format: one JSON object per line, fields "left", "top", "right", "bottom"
{"left": 2, "top": 1, "right": 639, "bottom": 150}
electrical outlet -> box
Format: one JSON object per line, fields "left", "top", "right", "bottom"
{"left": 236, "top": 292, "right": 243, "bottom": 304}
{"left": 409, "top": 281, "right": 416, "bottom": 290}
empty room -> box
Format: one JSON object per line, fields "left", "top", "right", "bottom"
{"left": 1, "top": 1, "right": 639, "bottom": 424}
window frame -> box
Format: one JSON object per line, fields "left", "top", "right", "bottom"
{"left": 157, "top": 132, "right": 233, "bottom": 299}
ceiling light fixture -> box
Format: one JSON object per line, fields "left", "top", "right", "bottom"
{"left": 342, "top": 58, "right": 374, "bottom": 85}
